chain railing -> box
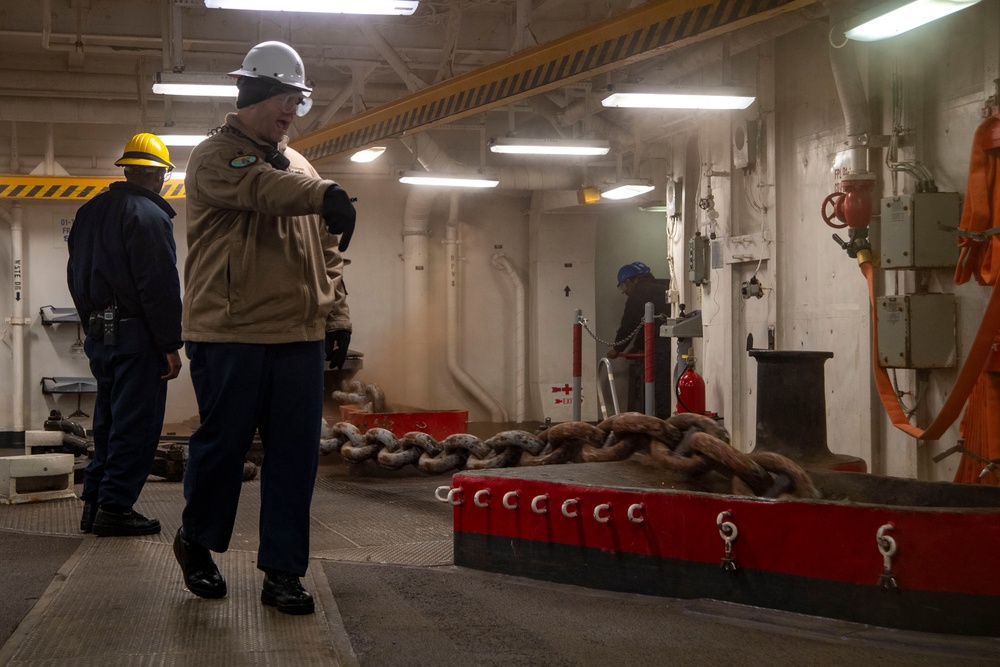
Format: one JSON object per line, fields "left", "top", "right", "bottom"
{"left": 320, "top": 412, "right": 819, "bottom": 499}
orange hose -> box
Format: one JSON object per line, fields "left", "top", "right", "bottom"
{"left": 860, "top": 257, "right": 1000, "bottom": 440}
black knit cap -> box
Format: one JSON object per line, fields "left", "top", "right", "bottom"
{"left": 236, "top": 77, "right": 297, "bottom": 109}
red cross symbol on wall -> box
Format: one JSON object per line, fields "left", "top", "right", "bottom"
{"left": 551, "top": 384, "right": 572, "bottom": 394}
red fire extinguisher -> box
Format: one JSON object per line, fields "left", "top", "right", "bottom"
{"left": 676, "top": 356, "right": 706, "bottom": 415}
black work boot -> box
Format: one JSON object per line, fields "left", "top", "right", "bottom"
{"left": 80, "top": 502, "right": 98, "bottom": 533}
{"left": 261, "top": 571, "right": 315, "bottom": 615}
{"left": 92, "top": 507, "right": 161, "bottom": 536}
{"left": 173, "top": 528, "right": 227, "bottom": 599}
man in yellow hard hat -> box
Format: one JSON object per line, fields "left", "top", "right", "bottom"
{"left": 67, "top": 132, "right": 183, "bottom": 537}
{"left": 173, "top": 40, "right": 356, "bottom": 615}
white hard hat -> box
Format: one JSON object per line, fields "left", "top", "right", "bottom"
{"left": 229, "top": 41, "right": 312, "bottom": 95}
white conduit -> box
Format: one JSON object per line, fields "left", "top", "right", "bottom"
{"left": 492, "top": 253, "right": 526, "bottom": 423}
{"left": 1, "top": 204, "right": 25, "bottom": 434}
{"left": 445, "top": 195, "right": 509, "bottom": 422}
{"left": 405, "top": 133, "right": 587, "bottom": 421}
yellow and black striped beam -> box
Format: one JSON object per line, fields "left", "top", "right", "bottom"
{"left": 292, "top": 0, "right": 814, "bottom": 162}
{"left": 0, "top": 176, "right": 186, "bottom": 201}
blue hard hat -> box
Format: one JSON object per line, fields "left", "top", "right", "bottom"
{"left": 617, "top": 261, "right": 650, "bottom": 287}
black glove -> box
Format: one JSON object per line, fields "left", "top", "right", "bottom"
{"left": 325, "top": 329, "right": 351, "bottom": 370}
{"left": 323, "top": 184, "right": 356, "bottom": 252}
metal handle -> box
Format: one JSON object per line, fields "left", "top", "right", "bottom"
{"left": 434, "top": 485, "right": 451, "bottom": 503}
{"left": 447, "top": 488, "right": 463, "bottom": 506}
{"left": 627, "top": 503, "right": 645, "bottom": 524}
{"left": 594, "top": 503, "right": 612, "bottom": 523}
{"left": 502, "top": 491, "right": 519, "bottom": 509}
{"left": 474, "top": 489, "right": 491, "bottom": 508}
{"left": 531, "top": 495, "right": 548, "bottom": 514}
{"left": 561, "top": 498, "right": 579, "bottom": 518}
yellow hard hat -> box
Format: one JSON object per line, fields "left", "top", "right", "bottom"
{"left": 115, "top": 133, "right": 175, "bottom": 170}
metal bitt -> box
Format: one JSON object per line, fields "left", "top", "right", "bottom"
{"left": 748, "top": 350, "right": 866, "bottom": 472}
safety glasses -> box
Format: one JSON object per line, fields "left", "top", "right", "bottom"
{"left": 271, "top": 91, "right": 313, "bottom": 117}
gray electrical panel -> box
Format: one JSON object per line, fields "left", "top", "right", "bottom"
{"left": 688, "top": 232, "right": 710, "bottom": 285}
{"left": 880, "top": 192, "right": 961, "bottom": 269}
{"left": 876, "top": 293, "right": 957, "bottom": 368}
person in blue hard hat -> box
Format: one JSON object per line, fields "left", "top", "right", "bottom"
{"left": 607, "top": 261, "right": 671, "bottom": 418}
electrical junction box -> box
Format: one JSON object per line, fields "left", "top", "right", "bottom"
{"left": 876, "top": 293, "right": 956, "bottom": 369}
{"left": 880, "top": 192, "right": 961, "bottom": 269}
{"left": 665, "top": 178, "right": 681, "bottom": 218}
{"left": 733, "top": 118, "right": 757, "bottom": 170}
{"left": 688, "top": 233, "right": 710, "bottom": 285}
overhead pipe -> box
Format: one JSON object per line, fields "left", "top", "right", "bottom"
{"left": 445, "top": 196, "right": 509, "bottom": 422}
{"left": 823, "top": 4, "right": 876, "bottom": 239}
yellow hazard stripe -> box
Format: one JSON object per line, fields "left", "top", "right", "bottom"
{"left": 0, "top": 176, "right": 186, "bottom": 201}
{"left": 291, "top": 0, "right": 811, "bottom": 162}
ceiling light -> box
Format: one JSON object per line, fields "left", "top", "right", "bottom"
{"left": 601, "top": 181, "right": 655, "bottom": 201}
{"left": 399, "top": 171, "right": 499, "bottom": 188}
{"left": 601, "top": 85, "right": 755, "bottom": 110}
{"left": 843, "top": 0, "right": 980, "bottom": 41}
{"left": 159, "top": 135, "right": 208, "bottom": 147}
{"left": 152, "top": 72, "right": 237, "bottom": 97}
{"left": 488, "top": 137, "right": 611, "bottom": 156}
{"left": 203, "top": 0, "right": 420, "bottom": 14}
{"left": 351, "top": 147, "right": 387, "bottom": 163}
{"left": 168, "top": 171, "right": 186, "bottom": 182}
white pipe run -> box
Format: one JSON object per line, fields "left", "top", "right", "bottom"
{"left": 401, "top": 186, "right": 436, "bottom": 408}
{"left": 492, "top": 253, "right": 526, "bottom": 423}
{"left": 443, "top": 196, "right": 509, "bottom": 422}
{"left": 1, "top": 204, "right": 26, "bottom": 434}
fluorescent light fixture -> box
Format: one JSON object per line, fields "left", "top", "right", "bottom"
{"left": 152, "top": 71, "right": 237, "bottom": 97}
{"left": 351, "top": 147, "right": 387, "bottom": 163}
{"left": 204, "top": 0, "right": 419, "bottom": 14}
{"left": 488, "top": 137, "right": 610, "bottom": 156}
{"left": 168, "top": 171, "right": 186, "bottom": 182}
{"left": 602, "top": 85, "right": 755, "bottom": 110}
{"left": 399, "top": 170, "right": 499, "bottom": 188}
{"left": 159, "top": 135, "right": 208, "bottom": 147}
{"left": 844, "top": 0, "right": 980, "bottom": 41}
{"left": 601, "top": 181, "right": 655, "bottom": 201}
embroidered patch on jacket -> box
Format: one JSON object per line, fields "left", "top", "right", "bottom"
{"left": 229, "top": 155, "right": 258, "bottom": 168}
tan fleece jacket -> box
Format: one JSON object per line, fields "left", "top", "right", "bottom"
{"left": 182, "top": 113, "right": 350, "bottom": 343}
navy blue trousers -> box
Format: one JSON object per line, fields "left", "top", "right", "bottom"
{"left": 626, "top": 337, "right": 671, "bottom": 419}
{"left": 83, "top": 319, "right": 169, "bottom": 510}
{"left": 182, "top": 341, "right": 323, "bottom": 577}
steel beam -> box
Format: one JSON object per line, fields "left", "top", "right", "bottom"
{"left": 290, "top": 0, "right": 817, "bottom": 162}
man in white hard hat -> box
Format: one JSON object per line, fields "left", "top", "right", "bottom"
{"left": 67, "top": 132, "right": 183, "bottom": 537}
{"left": 174, "top": 41, "right": 356, "bottom": 615}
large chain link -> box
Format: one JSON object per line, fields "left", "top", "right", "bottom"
{"left": 578, "top": 316, "right": 643, "bottom": 349}
{"left": 320, "top": 412, "right": 819, "bottom": 499}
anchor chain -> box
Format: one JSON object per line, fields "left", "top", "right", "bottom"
{"left": 320, "top": 412, "right": 820, "bottom": 499}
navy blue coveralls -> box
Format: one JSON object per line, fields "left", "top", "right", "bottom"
{"left": 613, "top": 276, "right": 672, "bottom": 418}
{"left": 67, "top": 181, "right": 183, "bottom": 512}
